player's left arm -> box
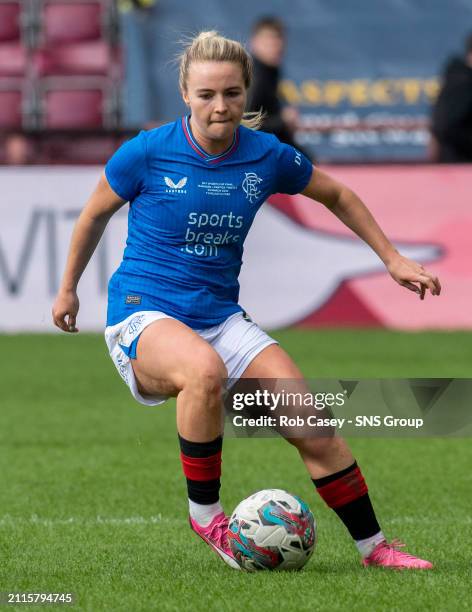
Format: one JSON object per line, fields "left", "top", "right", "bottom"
{"left": 301, "top": 167, "right": 441, "bottom": 299}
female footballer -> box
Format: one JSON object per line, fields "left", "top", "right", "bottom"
{"left": 52, "top": 31, "right": 441, "bottom": 570}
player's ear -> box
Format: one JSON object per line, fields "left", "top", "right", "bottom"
{"left": 181, "top": 88, "right": 190, "bottom": 106}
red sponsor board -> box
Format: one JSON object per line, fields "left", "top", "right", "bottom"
{"left": 268, "top": 165, "right": 471, "bottom": 329}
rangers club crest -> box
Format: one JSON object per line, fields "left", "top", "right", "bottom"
{"left": 242, "top": 172, "right": 263, "bottom": 203}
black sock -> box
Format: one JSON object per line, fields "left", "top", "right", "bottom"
{"left": 178, "top": 434, "right": 222, "bottom": 504}
{"left": 313, "top": 462, "right": 381, "bottom": 540}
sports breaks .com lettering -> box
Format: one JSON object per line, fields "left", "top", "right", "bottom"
{"left": 181, "top": 211, "right": 244, "bottom": 257}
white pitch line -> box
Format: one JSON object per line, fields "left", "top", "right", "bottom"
{"left": 0, "top": 514, "right": 187, "bottom": 527}
{"left": 0, "top": 515, "right": 470, "bottom": 527}
{"left": 386, "top": 517, "right": 472, "bottom": 525}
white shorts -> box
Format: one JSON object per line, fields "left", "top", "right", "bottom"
{"left": 104, "top": 310, "right": 277, "bottom": 406}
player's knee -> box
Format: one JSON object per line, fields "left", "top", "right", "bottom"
{"left": 186, "top": 351, "right": 227, "bottom": 399}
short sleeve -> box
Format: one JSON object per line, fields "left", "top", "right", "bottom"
{"left": 274, "top": 140, "right": 313, "bottom": 195}
{"left": 105, "top": 130, "right": 148, "bottom": 202}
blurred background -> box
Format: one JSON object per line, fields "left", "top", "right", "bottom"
{"left": 1, "top": 0, "right": 471, "bottom": 331}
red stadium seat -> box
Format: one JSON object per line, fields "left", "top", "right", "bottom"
{"left": 34, "top": 41, "right": 111, "bottom": 76}
{"left": 42, "top": 87, "right": 104, "bottom": 128}
{"left": 0, "top": 86, "right": 22, "bottom": 128}
{"left": 41, "top": 2, "right": 103, "bottom": 45}
{"left": 0, "top": 43, "right": 26, "bottom": 76}
{"left": 0, "top": 2, "right": 20, "bottom": 42}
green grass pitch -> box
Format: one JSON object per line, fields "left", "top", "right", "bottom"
{"left": 1, "top": 330, "right": 471, "bottom": 611}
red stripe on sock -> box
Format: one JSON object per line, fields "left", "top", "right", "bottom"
{"left": 180, "top": 451, "right": 222, "bottom": 481}
{"left": 316, "top": 466, "right": 368, "bottom": 508}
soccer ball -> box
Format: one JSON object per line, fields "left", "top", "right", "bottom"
{"left": 228, "top": 489, "right": 316, "bottom": 571}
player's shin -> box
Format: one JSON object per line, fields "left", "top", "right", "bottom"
{"left": 178, "top": 434, "right": 224, "bottom": 526}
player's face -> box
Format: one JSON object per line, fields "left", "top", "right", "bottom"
{"left": 183, "top": 61, "right": 246, "bottom": 150}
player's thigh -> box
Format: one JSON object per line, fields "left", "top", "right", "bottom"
{"left": 132, "top": 318, "right": 226, "bottom": 396}
{"left": 239, "top": 342, "right": 320, "bottom": 444}
{"left": 240, "top": 343, "right": 307, "bottom": 406}
{"left": 240, "top": 343, "right": 304, "bottom": 379}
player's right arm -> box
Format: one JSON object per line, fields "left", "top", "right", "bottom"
{"left": 52, "top": 174, "right": 126, "bottom": 333}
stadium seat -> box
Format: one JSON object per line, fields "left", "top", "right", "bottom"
{"left": 0, "top": 87, "right": 22, "bottom": 128}
{"left": 0, "top": 2, "right": 21, "bottom": 42}
{"left": 41, "top": 1, "right": 103, "bottom": 45}
{"left": 34, "top": 41, "right": 111, "bottom": 76}
{"left": 0, "top": 43, "right": 26, "bottom": 76}
{"left": 42, "top": 87, "right": 105, "bottom": 128}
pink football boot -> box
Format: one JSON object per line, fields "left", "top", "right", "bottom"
{"left": 363, "top": 539, "right": 433, "bottom": 569}
{"left": 190, "top": 512, "right": 240, "bottom": 570}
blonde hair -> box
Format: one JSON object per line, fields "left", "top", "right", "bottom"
{"left": 179, "top": 31, "right": 265, "bottom": 130}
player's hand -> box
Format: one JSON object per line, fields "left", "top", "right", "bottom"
{"left": 52, "top": 289, "right": 80, "bottom": 332}
{"left": 386, "top": 254, "right": 441, "bottom": 300}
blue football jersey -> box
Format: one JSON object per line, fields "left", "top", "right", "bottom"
{"left": 105, "top": 116, "right": 313, "bottom": 329}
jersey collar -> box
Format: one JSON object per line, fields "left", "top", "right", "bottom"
{"left": 181, "top": 115, "right": 239, "bottom": 164}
